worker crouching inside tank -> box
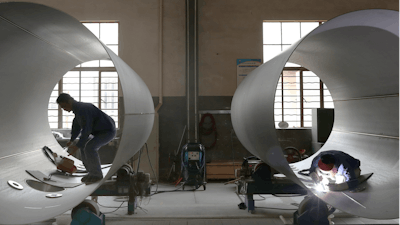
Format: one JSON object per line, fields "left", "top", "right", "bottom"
{"left": 309, "top": 150, "right": 362, "bottom": 192}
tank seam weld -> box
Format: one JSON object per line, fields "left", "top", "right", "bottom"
{"left": 0, "top": 150, "right": 40, "bottom": 161}
{"left": 0, "top": 15, "right": 86, "bottom": 62}
{"left": 333, "top": 94, "right": 399, "bottom": 102}
{"left": 332, "top": 129, "right": 399, "bottom": 139}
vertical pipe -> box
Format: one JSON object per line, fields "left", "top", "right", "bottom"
{"left": 98, "top": 72, "right": 102, "bottom": 109}
{"left": 58, "top": 79, "right": 63, "bottom": 129}
{"left": 79, "top": 71, "right": 81, "bottom": 102}
{"left": 320, "top": 80, "right": 324, "bottom": 108}
{"left": 155, "top": 0, "right": 163, "bottom": 112}
{"left": 186, "top": 0, "right": 197, "bottom": 143}
{"left": 300, "top": 71, "right": 304, "bottom": 127}
{"left": 186, "top": 0, "right": 190, "bottom": 142}
{"left": 281, "top": 73, "right": 284, "bottom": 122}
{"left": 194, "top": 0, "right": 198, "bottom": 143}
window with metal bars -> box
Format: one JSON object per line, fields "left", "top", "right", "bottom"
{"left": 263, "top": 21, "right": 334, "bottom": 128}
{"left": 274, "top": 70, "right": 334, "bottom": 128}
{"left": 48, "top": 22, "right": 119, "bottom": 129}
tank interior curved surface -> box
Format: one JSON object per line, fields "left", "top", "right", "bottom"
{"left": 0, "top": 2, "right": 154, "bottom": 224}
{"left": 231, "top": 9, "right": 399, "bottom": 219}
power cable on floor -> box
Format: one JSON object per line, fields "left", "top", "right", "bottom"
{"left": 253, "top": 194, "right": 267, "bottom": 201}
{"left": 97, "top": 199, "right": 128, "bottom": 209}
{"left": 136, "top": 146, "right": 143, "bottom": 172}
{"left": 145, "top": 143, "right": 159, "bottom": 195}
{"left": 102, "top": 201, "right": 126, "bottom": 214}
{"left": 230, "top": 129, "right": 236, "bottom": 176}
{"left": 137, "top": 205, "right": 148, "bottom": 214}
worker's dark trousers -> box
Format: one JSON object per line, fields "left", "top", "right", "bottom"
{"left": 81, "top": 129, "right": 116, "bottom": 177}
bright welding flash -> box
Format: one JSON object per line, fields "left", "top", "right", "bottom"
{"left": 315, "top": 178, "right": 329, "bottom": 193}
{"left": 315, "top": 183, "right": 325, "bottom": 192}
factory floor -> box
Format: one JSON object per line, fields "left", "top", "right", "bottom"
{"left": 38, "top": 182, "right": 398, "bottom": 225}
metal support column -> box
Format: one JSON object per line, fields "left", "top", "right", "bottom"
{"left": 186, "top": 0, "right": 198, "bottom": 143}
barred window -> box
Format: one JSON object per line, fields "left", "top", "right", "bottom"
{"left": 263, "top": 21, "right": 334, "bottom": 128}
{"left": 48, "top": 22, "right": 119, "bottom": 129}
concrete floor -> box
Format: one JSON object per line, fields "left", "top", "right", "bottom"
{"left": 32, "top": 182, "right": 399, "bottom": 225}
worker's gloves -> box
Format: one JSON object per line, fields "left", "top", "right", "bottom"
{"left": 67, "top": 145, "right": 80, "bottom": 156}
{"left": 335, "top": 174, "right": 346, "bottom": 184}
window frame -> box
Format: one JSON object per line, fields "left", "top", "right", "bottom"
{"left": 263, "top": 20, "right": 332, "bottom": 128}
{"left": 54, "top": 68, "right": 120, "bottom": 129}
{"left": 49, "top": 21, "right": 120, "bottom": 130}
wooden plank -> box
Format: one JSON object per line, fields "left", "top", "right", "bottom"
{"left": 206, "top": 161, "right": 242, "bottom": 179}
{"left": 206, "top": 166, "right": 241, "bottom": 174}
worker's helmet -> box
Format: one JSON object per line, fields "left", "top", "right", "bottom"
{"left": 318, "top": 159, "right": 334, "bottom": 171}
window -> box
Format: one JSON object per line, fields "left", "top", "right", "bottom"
{"left": 263, "top": 21, "right": 333, "bottom": 128}
{"left": 48, "top": 22, "right": 119, "bottom": 129}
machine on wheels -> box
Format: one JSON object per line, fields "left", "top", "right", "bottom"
{"left": 181, "top": 143, "right": 206, "bottom": 190}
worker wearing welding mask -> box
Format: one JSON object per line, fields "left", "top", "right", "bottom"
{"left": 309, "top": 150, "right": 361, "bottom": 191}
{"left": 57, "top": 93, "right": 116, "bottom": 184}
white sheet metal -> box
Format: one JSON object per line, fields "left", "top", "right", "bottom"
{"left": 231, "top": 9, "right": 399, "bottom": 219}
{"left": 0, "top": 2, "right": 154, "bottom": 224}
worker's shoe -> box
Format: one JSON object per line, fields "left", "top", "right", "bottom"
{"left": 81, "top": 175, "right": 102, "bottom": 184}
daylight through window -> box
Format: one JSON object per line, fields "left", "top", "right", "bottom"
{"left": 263, "top": 21, "right": 333, "bottom": 128}
{"left": 48, "top": 22, "right": 119, "bottom": 129}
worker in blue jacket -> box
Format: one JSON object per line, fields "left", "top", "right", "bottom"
{"left": 57, "top": 93, "right": 116, "bottom": 184}
{"left": 309, "top": 150, "right": 361, "bottom": 191}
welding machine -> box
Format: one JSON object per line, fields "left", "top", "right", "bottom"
{"left": 181, "top": 143, "right": 206, "bottom": 190}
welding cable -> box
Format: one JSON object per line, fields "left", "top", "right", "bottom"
{"left": 101, "top": 201, "right": 126, "bottom": 214}
{"left": 97, "top": 200, "right": 128, "bottom": 209}
{"left": 253, "top": 195, "right": 267, "bottom": 201}
{"left": 42, "top": 146, "right": 56, "bottom": 165}
{"left": 150, "top": 184, "right": 184, "bottom": 195}
{"left": 150, "top": 184, "right": 201, "bottom": 195}
{"left": 236, "top": 194, "right": 267, "bottom": 201}
{"left": 145, "top": 143, "right": 159, "bottom": 195}
{"left": 199, "top": 113, "right": 217, "bottom": 148}
{"left": 298, "top": 169, "right": 310, "bottom": 176}
{"left": 136, "top": 146, "right": 143, "bottom": 172}
{"left": 230, "top": 129, "right": 236, "bottom": 176}
{"left": 137, "top": 205, "right": 148, "bottom": 214}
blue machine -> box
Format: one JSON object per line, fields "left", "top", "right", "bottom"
{"left": 181, "top": 143, "right": 206, "bottom": 190}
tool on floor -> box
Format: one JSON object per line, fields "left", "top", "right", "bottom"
{"left": 181, "top": 143, "right": 206, "bottom": 190}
